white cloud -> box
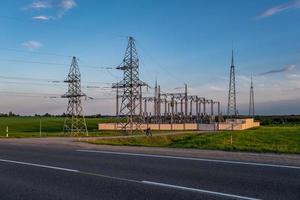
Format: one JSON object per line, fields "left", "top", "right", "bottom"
{"left": 26, "top": 1, "right": 52, "bottom": 10}
{"left": 256, "top": 0, "right": 300, "bottom": 19}
{"left": 57, "top": 0, "right": 77, "bottom": 18}
{"left": 60, "top": 0, "right": 76, "bottom": 10}
{"left": 32, "top": 15, "right": 51, "bottom": 20}
{"left": 237, "top": 75, "right": 251, "bottom": 82}
{"left": 25, "top": 0, "right": 77, "bottom": 20}
{"left": 208, "top": 85, "right": 226, "bottom": 92}
{"left": 288, "top": 73, "right": 300, "bottom": 79}
{"left": 22, "top": 41, "right": 43, "bottom": 51}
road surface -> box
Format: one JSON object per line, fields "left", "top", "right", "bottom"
{"left": 0, "top": 140, "right": 299, "bottom": 200}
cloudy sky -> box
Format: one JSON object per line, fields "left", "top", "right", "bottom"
{"left": 0, "top": 0, "right": 299, "bottom": 115}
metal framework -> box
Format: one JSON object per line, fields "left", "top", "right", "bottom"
{"left": 62, "top": 56, "right": 88, "bottom": 136}
{"left": 112, "top": 36, "right": 147, "bottom": 133}
{"left": 227, "top": 49, "right": 237, "bottom": 117}
{"left": 112, "top": 37, "right": 222, "bottom": 131}
{"left": 249, "top": 75, "right": 255, "bottom": 117}
{"left": 142, "top": 83, "right": 221, "bottom": 125}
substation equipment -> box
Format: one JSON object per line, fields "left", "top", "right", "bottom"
{"left": 112, "top": 36, "right": 221, "bottom": 133}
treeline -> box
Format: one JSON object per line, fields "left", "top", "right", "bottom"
{"left": 0, "top": 112, "right": 20, "bottom": 117}
{"left": 33, "top": 113, "right": 107, "bottom": 118}
{"left": 254, "top": 115, "right": 300, "bottom": 125}
{"left": 0, "top": 112, "right": 116, "bottom": 118}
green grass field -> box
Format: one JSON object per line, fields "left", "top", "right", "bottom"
{"left": 88, "top": 125, "right": 300, "bottom": 154}
{"left": 1, "top": 117, "right": 300, "bottom": 154}
{"left": 0, "top": 117, "right": 121, "bottom": 137}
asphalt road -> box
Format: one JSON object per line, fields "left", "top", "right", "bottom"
{"left": 0, "top": 143, "right": 299, "bottom": 200}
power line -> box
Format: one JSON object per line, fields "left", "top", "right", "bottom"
{"left": 0, "top": 79, "right": 112, "bottom": 90}
{"left": 136, "top": 40, "right": 184, "bottom": 84}
{"left": 0, "top": 91, "right": 62, "bottom": 97}
{"left": 89, "top": 97, "right": 116, "bottom": 100}
{"left": 0, "top": 58, "right": 113, "bottom": 70}
{"left": 0, "top": 75, "right": 59, "bottom": 83}
{"left": 0, "top": 76, "right": 115, "bottom": 94}
{"left": 0, "top": 48, "right": 71, "bottom": 58}
{"left": 0, "top": 75, "right": 114, "bottom": 86}
{"left": 0, "top": 80, "right": 65, "bottom": 88}
{"left": 105, "top": 68, "right": 122, "bottom": 80}
{"left": 84, "top": 81, "right": 112, "bottom": 85}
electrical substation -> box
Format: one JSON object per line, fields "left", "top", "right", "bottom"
{"left": 99, "top": 36, "right": 260, "bottom": 133}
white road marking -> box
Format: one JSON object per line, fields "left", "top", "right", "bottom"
{"left": 0, "top": 158, "right": 79, "bottom": 172}
{"left": 142, "top": 181, "right": 260, "bottom": 200}
{"left": 79, "top": 171, "right": 141, "bottom": 184}
{"left": 77, "top": 149, "right": 300, "bottom": 170}
{"left": 0, "top": 157, "right": 262, "bottom": 199}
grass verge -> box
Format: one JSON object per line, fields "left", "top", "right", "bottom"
{"left": 87, "top": 126, "right": 300, "bottom": 154}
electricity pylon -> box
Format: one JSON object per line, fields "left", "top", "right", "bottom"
{"left": 112, "top": 36, "right": 147, "bottom": 133}
{"left": 249, "top": 75, "right": 255, "bottom": 117}
{"left": 227, "top": 49, "right": 237, "bottom": 117}
{"left": 62, "top": 56, "right": 88, "bottom": 136}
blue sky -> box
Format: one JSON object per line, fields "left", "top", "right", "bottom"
{"left": 0, "top": 0, "right": 300, "bottom": 115}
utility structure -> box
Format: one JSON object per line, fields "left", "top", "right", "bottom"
{"left": 142, "top": 82, "right": 221, "bottom": 125}
{"left": 112, "top": 36, "right": 147, "bottom": 133}
{"left": 62, "top": 56, "right": 88, "bottom": 136}
{"left": 249, "top": 75, "right": 255, "bottom": 117}
{"left": 227, "top": 49, "right": 237, "bottom": 117}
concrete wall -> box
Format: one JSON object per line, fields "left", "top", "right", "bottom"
{"left": 98, "top": 118, "right": 260, "bottom": 131}
{"left": 99, "top": 123, "right": 198, "bottom": 131}
{"left": 219, "top": 118, "right": 260, "bottom": 131}
{"left": 99, "top": 123, "right": 117, "bottom": 130}
{"left": 184, "top": 123, "right": 198, "bottom": 130}
{"left": 199, "top": 124, "right": 217, "bottom": 131}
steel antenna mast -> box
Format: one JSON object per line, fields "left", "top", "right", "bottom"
{"left": 249, "top": 75, "right": 255, "bottom": 117}
{"left": 62, "top": 56, "right": 88, "bottom": 136}
{"left": 113, "top": 36, "right": 146, "bottom": 133}
{"left": 227, "top": 49, "right": 237, "bottom": 117}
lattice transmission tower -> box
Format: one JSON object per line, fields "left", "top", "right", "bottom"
{"left": 227, "top": 49, "right": 237, "bottom": 117}
{"left": 113, "top": 36, "right": 147, "bottom": 133}
{"left": 62, "top": 56, "right": 88, "bottom": 136}
{"left": 249, "top": 75, "right": 255, "bottom": 117}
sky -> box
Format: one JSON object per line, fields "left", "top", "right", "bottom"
{"left": 0, "top": 0, "right": 299, "bottom": 115}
